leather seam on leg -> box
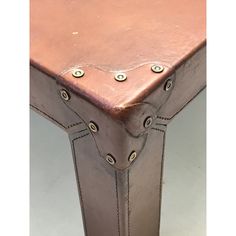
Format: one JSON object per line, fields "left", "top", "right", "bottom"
{"left": 115, "top": 171, "right": 121, "bottom": 236}
{"left": 128, "top": 170, "right": 130, "bottom": 236}
{"left": 71, "top": 138, "right": 88, "bottom": 236}
{"left": 73, "top": 133, "right": 90, "bottom": 140}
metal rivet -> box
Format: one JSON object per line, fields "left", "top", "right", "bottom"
{"left": 60, "top": 89, "right": 70, "bottom": 101}
{"left": 164, "top": 79, "right": 173, "bottom": 91}
{"left": 151, "top": 65, "right": 164, "bottom": 73}
{"left": 106, "top": 154, "right": 116, "bottom": 165}
{"left": 128, "top": 151, "right": 137, "bottom": 163}
{"left": 114, "top": 73, "right": 127, "bottom": 82}
{"left": 88, "top": 121, "right": 98, "bottom": 133}
{"left": 144, "top": 116, "right": 153, "bottom": 128}
{"left": 72, "top": 69, "right": 85, "bottom": 78}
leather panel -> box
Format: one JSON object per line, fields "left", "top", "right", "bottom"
{"left": 31, "top": 0, "right": 206, "bottom": 117}
{"left": 129, "top": 128, "right": 165, "bottom": 236}
{"left": 156, "top": 46, "right": 206, "bottom": 122}
{"left": 70, "top": 132, "right": 120, "bottom": 236}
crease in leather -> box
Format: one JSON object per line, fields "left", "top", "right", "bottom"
{"left": 119, "top": 72, "right": 176, "bottom": 137}
{"left": 121, "top": 92, "right": 174, "bottom": 137}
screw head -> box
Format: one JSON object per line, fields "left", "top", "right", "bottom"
{"left": 114, "top": 73, "right": 127, "bottom": 82}
{"left": 72, "top": 69, "right": 85, "bottom": 78}
{"left": 151, "top": 65, "right": 164, "bottom": 73}
{"left": 60, "top": 89, "right": 70, "bottom": 101}
{"left": 128, "top": 151, "right": 137, "bottom": 163}
{"left": 164, "top": 79, "right": 173, "bottom": 91}
{"left": 88, "top": 121, "right": 98, "bottom": 133}
{"left": 106, "top": 154, "right": 116, "bottom": 165}
{"left": 144, "top": 116, "right": 153, "bottom": 128}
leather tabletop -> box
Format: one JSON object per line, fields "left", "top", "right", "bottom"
{"left": 31, "top": 0, "right": 206, "bottom": 114}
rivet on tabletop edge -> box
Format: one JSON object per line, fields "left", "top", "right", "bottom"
{"left": 143, "top": 116, "right": 153, "bottom": 128}
{"left": 60, "top": 89, "right": 70, "bottom": 101}
{"left": 72, "top": 69, "right": 85, "bottom": 78}
{"left": 88, "top": 121, "right": 99, "bottom": 133}
{"left": 114, "top": 72, "right": 127, "bottom": 82}
{"left": 128, "top": 151, "right": 137, "bottom": 163}
{"left": 106, "top": 154, "right": 116, "bottom": 165}
{"left": 151, "top": 65, "right": 164, "bottom": 73}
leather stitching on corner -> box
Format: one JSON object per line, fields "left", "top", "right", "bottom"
{"left": 151, "top": 127, "right": 165, "bottom": 133}
{"left": 67, "top": 122, "right": 83, "bottom": 129}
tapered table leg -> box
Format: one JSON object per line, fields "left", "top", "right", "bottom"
{"left": 69, "top": 124, "right": 166, "bottom": 236}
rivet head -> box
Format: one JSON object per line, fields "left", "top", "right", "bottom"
{"left": 144, "top": 116, "right": 153, "bottom": 128}
{"left": 151, "top": 65, "right": 164, "bottom": 73}
{"left": 114, "top": 73, "right": 127, "bottom": 82}
{"left": 60, "top": 89, "right": 70, "bottom": 101}
{"left": 72, "top": 69, "right": 85, "bottom": 78}
{"left": 128, "top": 151, "right": 137, "bottom": 163}
{"left": 164, "top": 79, "right": 173, "bottom": 91}
{"left": 106, "top": 154, "right": 116, "bottom": 165}
{"left": 88, "top": 121, "right": 98, "bottom": 133}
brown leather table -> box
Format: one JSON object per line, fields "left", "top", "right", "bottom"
{"left": 30, "top": 0, "right": 206, "bottom": 235}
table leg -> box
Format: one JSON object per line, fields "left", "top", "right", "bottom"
{"left": 69, "top": 124, "right": 166, "bottom": 236}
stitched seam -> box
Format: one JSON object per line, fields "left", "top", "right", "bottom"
{"left": 128, "top": 170, "right": 130, "bottom": 236}
{"left": 72, "top": 138, "right": 88, "bottom": 236}
{"left": 151, "top": 128, "right": 165, "bottom": 133}
{"left": 30, "top": 104, "right": 84, "bottom": 130}
{"left": 115, "top": 171, "right": 121, "bottom": 236}
{"left": 67, "top": 122, "right": 83, "bottom": 129}
{"left": 73, "top": 133, "right": 90, "bottom": 141}
{"left": 156, "top": 116, "right": 171, "bottom": 121}
{"left": 30, "top": 104, "right": 67, "bottom": 129}
{"left": 73, "top": 128, "right": 89, "bottom": 135}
